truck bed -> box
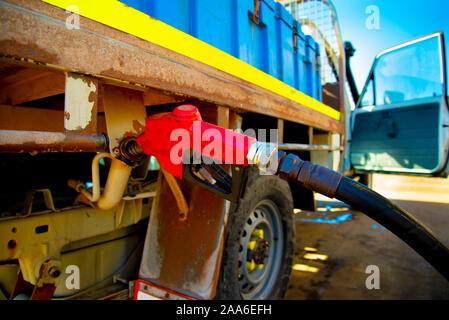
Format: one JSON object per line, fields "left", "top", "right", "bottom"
{"left": 0, "top": 0, "right": 344, "bottom": 134}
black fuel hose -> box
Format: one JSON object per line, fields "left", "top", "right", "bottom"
{"left": 336, "top": 176, "right": 449, "bottom": 280}
{"left": 276, "top": 152, "right": 449, "bottom": 281}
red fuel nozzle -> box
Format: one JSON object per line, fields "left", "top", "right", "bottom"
{"left": 136, "top": 105, "right": 256, "bottom": 179}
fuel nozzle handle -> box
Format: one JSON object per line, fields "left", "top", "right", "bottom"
{"left": 136, "top": 105, "right": 256, "bottom": 179}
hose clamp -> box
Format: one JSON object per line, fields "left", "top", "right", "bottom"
{"left": 247, "top": 141, "right": 279, "bottom": 175}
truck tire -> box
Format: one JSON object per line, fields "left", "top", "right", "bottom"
{"left": 217, "top": 169, "right": 295, "bottom": 300}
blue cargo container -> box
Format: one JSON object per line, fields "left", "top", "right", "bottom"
{"left": 120, "top": 0, "right": 192, "bottom": 33}
{"left": 235, "top": 0, "right": 279, "bottom": 77}
{"left": 305, "top": 35, "right": 321, "bottom": 100}
{"left": 194, "top": 0, "right": 236, "bottom": 55}
{"left": 293, "top": 20, "right": 307, "bottom": 94}
{"left": 119, "top": 0, "right": 321, "bottom": 101}
{"left": 275, "top": 2, "right": 295, "bottom": 88}
{"left": 315, "top": 42, "right": 322, "bottom": 101}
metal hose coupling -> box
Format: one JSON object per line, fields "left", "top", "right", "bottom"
{"left": 246, "top": 141, "right": 280, "bottom": 175}
{"left": 247, "top": 142, "right": 343, "bottom": 198}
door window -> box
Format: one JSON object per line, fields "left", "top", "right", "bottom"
{"left": 360, "top": 35, "right": 444, "bottom": 107}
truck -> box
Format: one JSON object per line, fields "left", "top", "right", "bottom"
{"left": 0, "top": 0, "right": 447, "bottom": 300}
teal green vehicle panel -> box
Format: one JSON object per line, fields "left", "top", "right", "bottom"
{"left": 351, "top": 99, "right": 444, "bottom": 174}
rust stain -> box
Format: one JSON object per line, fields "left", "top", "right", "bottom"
{"left": 86, "top": 87, "right": 98, "bottom": 134}
{"left": 70, "top": 73, "right": 98, "bottom": 90}
{"left": 0, "top": 130, "right": 107, "bottom": 153}
{"left": 132, "top": 119, "right": 145, "bottom": 135}
{"left": 88, "top": 90, "right": 97, "bottom": 103}
{"left": 140, "top": 173, "right": 227, "bottom": 299}
{"left": 0, "top": 40, "right": 59, "bottom": 65}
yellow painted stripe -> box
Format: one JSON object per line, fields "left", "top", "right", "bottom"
{"left": 43, "top": 0, "right": 340, "bottom": 120}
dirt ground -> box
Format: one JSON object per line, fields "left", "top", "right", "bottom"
{"left": 285, "top": 174, "right": 449, "bottom": 300}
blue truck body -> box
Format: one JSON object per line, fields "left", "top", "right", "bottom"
{"left": 119, "top": 0, "right": 322, "bottom": 100}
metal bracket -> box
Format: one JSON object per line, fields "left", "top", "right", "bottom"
{"left": 18, "top": 189, "right": 59, "bottom": 217}
{"left": 12, "top": 260, "right": 62, "bottom": 300}
{"left": 293, "top": 25, "right": 298, "bottom": 54}
{"left": 248, "top": 0, "right": 266, "bottom": 27}
{"left": 101, "top": 84, "right": 146, "bottom": 161}
{"left": 35, "top": 260, "right": 62, "bottom": 288}
{"left": 64, "top": 73, "right": 98, "bottom": 134}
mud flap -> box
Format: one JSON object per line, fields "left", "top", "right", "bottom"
{"left": 137, "top": 171, "right": 229, "bottom": 300}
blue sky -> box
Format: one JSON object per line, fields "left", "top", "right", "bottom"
{"left": 332, "top": 0, "right": 449, "bottom": 91}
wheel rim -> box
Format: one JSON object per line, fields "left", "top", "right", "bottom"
{"left": 238, "top": 199, "right": 284, "bottom": 299}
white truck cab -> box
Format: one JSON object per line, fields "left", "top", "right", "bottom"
{"left": 350, "top": 32, "right": 449, "bottom": 177}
